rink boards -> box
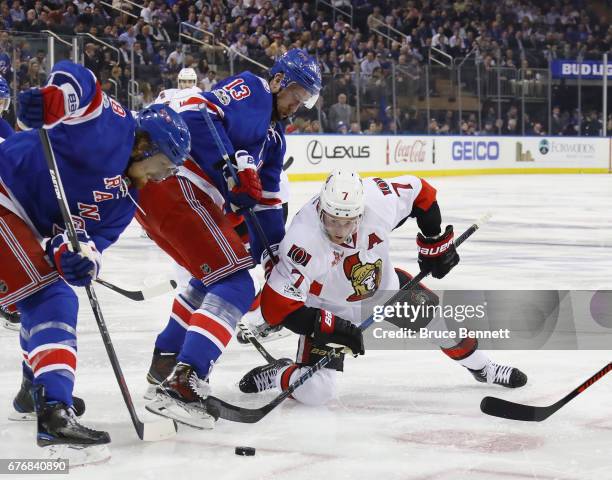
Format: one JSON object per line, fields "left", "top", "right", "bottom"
{"left": 285, "top": 135, "right": 612, "bottom": 180}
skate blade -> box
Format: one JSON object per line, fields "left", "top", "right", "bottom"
{"left": 42, "top": 444, "right": 111, "bottom": 468}
{"left": 143, "top": 384, "right": 158, "bottom": 401}
{"left": 145, "top": 396, "right": 215, "bottom": 430}
{"left": 8, "top": 410, "right": 35, "bottom": 421}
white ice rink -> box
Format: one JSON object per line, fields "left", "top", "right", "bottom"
{"left": 1, "top": 174, "right": 611, "bottom": 479}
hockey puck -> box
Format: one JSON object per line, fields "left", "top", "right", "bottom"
{"left": 235, "top": 446, "right": 256, "bottom": 456}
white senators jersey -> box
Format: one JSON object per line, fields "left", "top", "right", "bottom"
{"left": 262, "top": 175, "right": 437, "bottom": 325}
{"left": 153, "top": 86, "right": 202, "bottom": 109}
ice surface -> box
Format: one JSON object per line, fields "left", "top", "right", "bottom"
{"left": 1, "top": 174, "right": 611, "bottom": 479}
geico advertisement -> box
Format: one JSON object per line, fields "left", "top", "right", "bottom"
{"left": 285, "top": 135, "right": 434, "bottom": 173}
{"left": 435, "top": 137, "right": 509, "bottom": 168}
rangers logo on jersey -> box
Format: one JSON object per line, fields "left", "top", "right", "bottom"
{"left": 343, "top": 253, "right": 382, "bottom": 302}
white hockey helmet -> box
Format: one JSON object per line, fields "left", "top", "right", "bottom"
{"left": 177, "top": 67, "right": 198, "bottom": 88}
{"left": 318, "top": 169, "right": 364, "bottom": 243}
{"left": 320, "top": 169, "right": 365, "bottom": 218}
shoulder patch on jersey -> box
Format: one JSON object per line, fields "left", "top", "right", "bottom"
{"left": 212, "top": 88, "right": 231, "bottom": 106}
{"left": 259, "top": 76, "right": 271, "bottom": 93}
{"left": 373, "top": 177, "right": 392, "bottom": 196}
{"left": 287, "top": 244, "right": 312, "bottom": 267}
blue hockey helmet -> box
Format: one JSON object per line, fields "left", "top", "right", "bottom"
{"left": 135, "top": 104, "right": 191, "bottom": 166}
{"left": 0, "top": 75, "right": 10, "bottom": 112}
{"left": 270, "top": 49, "right": 322, "bottom": 109}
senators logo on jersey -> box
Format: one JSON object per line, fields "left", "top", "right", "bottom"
{"left": 287, "top": 244, "right": 312, "bottom": 267}
{"left": 343, "top": 253, "right": 382, "bottom": 302}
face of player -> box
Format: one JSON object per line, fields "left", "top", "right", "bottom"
{"left": 126, "top": 152, "right": 178, "bottom": 189}
{"left": 275, "top": 83, "right": 312, "bottom": 119}
{"left": 321, "top": 210, "right": 361, "bottom": 245}
{"left": 178, "top": 79, "right": 196, "bottom": 89}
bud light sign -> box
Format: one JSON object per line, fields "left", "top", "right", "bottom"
{"left": 452, "top": 141, "right": 499, "bottom": 161}
{"left": 551, "top": 60, "right": 612, "bottom": 80}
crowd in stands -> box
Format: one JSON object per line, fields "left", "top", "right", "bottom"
{"left": 0, "top": 0, "right": 609, "bottom": 136}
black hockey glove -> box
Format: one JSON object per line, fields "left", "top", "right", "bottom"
{"left": 312, "top": 310, "right": 364, "bottom": 356}
{"left": 417, "top": 224, "right": 459, "bottom": 279}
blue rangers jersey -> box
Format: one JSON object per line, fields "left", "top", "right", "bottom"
{"left": 162, "top": 71, "right": 286, "bottom": 262}
{"left": 0, "top": 61, "right": 138, "bottom": 253}
{"left": 174, "top": 71, "right": 274, "bottom": 191}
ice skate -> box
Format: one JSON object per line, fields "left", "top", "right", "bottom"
{"left": 239, "top": 358, "right": 293, "bottom": 393}
{"left": 0, "top": 305, "right": 20, "bottom": 331}
{"left": 469, "top": 361, "right": 528, "bottom": 388}
{"left": 10, "top": 375, "right": 86, "bottom": 421}
{"left": 146, "top": 363, "right": 215, "bottom": 429}
{"left": 34, "top": 386, "right": 109, "bottom": 447}
{"left": 144, "top": 348, "right": 178, "bottom": 400}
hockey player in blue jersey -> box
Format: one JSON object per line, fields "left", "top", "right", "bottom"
{"left": 0, "top": 60, "right": 191, "bottom": 447}
{"left": 138, "top": 49, "right": 321, "bottom": 428}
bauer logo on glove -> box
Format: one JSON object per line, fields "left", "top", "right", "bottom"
{"left": 416, "top": 225, "right": 460, "bottom": 279}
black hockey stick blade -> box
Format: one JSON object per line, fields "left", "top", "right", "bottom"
{"left": 282, "top": 156, "right": 294, "bottom": 171}
{"left": 480, "top": 396, "right": 552, "bottom": 422}
{"left": 481, "top": 362, "right": 612, "bottom": 422}
{"left": 205, "top": 393, "right": 285, "bottom": 424}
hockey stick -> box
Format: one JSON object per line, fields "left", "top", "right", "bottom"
{"left": 198, "top": 103, "right": 278, "bottom": 265}
{"left": 95, "top": 277, "right": 177, "bottom": 301}
{"left": 205, "top": 216, "right": 489, "bottom": 423}
{"left": 199, "top": 104, "right": 282, "bottom": 363}
{"left": 1, "top": 277, "right": 175, "bottom": 331}
{"left": 282, "top": 156, "right": 294, "bottom": 171}
{"left": 237, "top": 321, "right": 277, "bottom": 364}
{"left": 39, "top": 130, "right": 177, "bottom": 441}
{"left": 481, "top": 362, "right": 612, "bottom": 422}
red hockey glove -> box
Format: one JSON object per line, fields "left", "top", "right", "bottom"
{"left": 224, "top": 150, "right": 262, "bottom": 211}
{"left": 18, "top": 85, "right": 77, "bottom": 129}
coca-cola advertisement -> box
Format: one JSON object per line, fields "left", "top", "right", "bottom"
{"left": 386, "top": 139, "right": 428, "bottom": 164}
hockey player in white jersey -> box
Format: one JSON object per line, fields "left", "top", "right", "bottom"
{"left": 154, "top": 67, "right": 200, "bottom": 106}
{"left": 239, "top": 169, "right": 527, "bottom": 406}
